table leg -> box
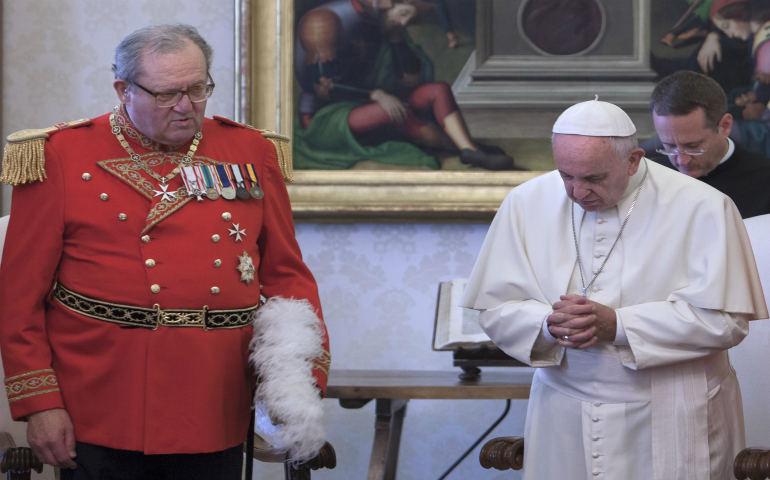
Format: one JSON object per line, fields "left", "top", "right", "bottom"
{"left": 366, "top": 399, "right": 408, "bottom": 480}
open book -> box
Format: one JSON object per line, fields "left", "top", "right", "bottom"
{"left": 432, "top": 278, "right": 496, "bottom": 351}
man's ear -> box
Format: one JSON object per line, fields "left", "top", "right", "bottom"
{"left": 718, "top": 113, "right": 733, "bottom": 137}
{"left": 627, "top": 147, "right": 645, "bottom": 176}
{"left": 113, "top": 79, "right": 131, "bottom": 105}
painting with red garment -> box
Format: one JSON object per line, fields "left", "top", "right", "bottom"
{"left": 289, "top": 0, "right": 770, "bottom": 173}
{"left": 292, "top": 0, "right": 522, "bottom": 172}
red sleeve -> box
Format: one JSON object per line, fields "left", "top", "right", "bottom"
{"left": 256, "top": 141, "right": 330, "bottom": 396}
{"left": 0, "top": 141, "right": 67, "bottom": 419}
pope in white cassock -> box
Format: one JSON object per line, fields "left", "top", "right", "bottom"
{"left": 461, "top": 99, "right": 768, "bottom": 480}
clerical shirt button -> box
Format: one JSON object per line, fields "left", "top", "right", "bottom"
{"left": 214, "top": 259, "right": 222, "bottom": 267}
{"left": 594, "top": 402, "right": 602, "bottom": 407}
{"left": 151, "top": 284, "right": 161, "bottom": 294}
{"left": 222, "top": 212, "right": 232, "bottom": 221}
{"left": 100, "top": 193, "right": 109, "bottom": 201}
{"left": 593, "top": 287, "right": 600, "bottom": 292}
{"left": 145, "top": 259, "right": 156, "bottom": 268}
{"left": 141, "top": 235, "right": 151, "bottom": 244}
{"left": 82, "top": 173, "right": 91, "bottom": 181}
{"left": 592, "top": 453, "right": 600, "bottom": 459}
{"left": 211, "top": 287, "right": 220, "bottom": 295}
{"left": 592, "top": 416, "right": 600, "bottom": 422}
{"left": 592, "top": 470, "right": 600, "bottom": 476}
{"left": 596, "top": 236, "right": 605, "bottom": 242}
{"left": 597, "top": 219, "right": 605, "bottom": 224}
{"left": 212, "top": 234, "right": 220, "bottom": 243}
{"left": 594, "top": 253, "right": 603, "bottom": 258}
{"left": 118, "top": 213, "right": 127, "bottom": 221}
{"left": 592, "top": 435, "right": 600, "bottom": 441}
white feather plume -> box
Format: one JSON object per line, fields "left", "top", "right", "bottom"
{"left": 249, "top": 297, "right": 326, "bottom": 462}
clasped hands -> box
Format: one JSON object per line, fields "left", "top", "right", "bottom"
{"left": 547, "top": 295, "right": 617, "bottom": 349}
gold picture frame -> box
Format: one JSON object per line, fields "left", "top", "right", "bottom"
{"left": 236, "top": 0, "right": 543, "bottom": 222}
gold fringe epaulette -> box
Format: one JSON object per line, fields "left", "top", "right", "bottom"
{"left": 256, "top": 129, "right": 293, "bottom": 184}
{"left": 213, "top": 116, "right": 293, "bottom": 183}
{"left": 1, "top": 119, "right": 90, "bottom": 186}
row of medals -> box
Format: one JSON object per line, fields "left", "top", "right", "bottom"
{"left": 182, "top": 164, "right": 264, "bottom": 202}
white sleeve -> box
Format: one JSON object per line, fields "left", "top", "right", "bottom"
{"left": 615, "top": 300, "right": 750, "bottom": 370}
{"left": 479, "top": 300, "right": 563, "bottom": 367}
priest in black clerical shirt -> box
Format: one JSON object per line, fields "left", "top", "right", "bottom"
{"left": 649, "top": 70, "right": 770, "bottom": 219}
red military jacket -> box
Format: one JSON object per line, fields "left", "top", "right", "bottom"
{"left": 0, "top": 107, "right": 330, "bottom": 454}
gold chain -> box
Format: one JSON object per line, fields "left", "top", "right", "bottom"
{"left": 108, "top": 112, "right": 202, "bottom": 184}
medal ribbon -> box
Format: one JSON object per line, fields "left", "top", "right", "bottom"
{"left": 199, "top": 165, "right": 215, "bottom": 190}
{"left": 245, "top": 164, "right": 260, "bottom": 188}
{"left": 231, "top": 164, "right": 246, "bottom": 188}
{"left": 215, "top": 165, "right": 232, "bottom": 189}
{"left": 207, "top": 166, "right": 222, "bottom": 194}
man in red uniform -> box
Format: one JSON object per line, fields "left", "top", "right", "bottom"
{"left": 0, "top": 24, "right": 329, "bottom": 479}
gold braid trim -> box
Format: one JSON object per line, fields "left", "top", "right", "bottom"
{"left": 0, "top": 119, "right": 90, "bottom": 186}
{"left": 258, "top": 131, "right": 294, "bottom": 184}
{"left": 5, "top": 369, "right": 60, "bottom": 403}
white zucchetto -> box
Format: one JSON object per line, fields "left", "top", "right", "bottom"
{"left": 553, "top": 96, "right": 636, "bottom": 137}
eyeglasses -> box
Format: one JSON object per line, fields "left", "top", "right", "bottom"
{"left": 132, "top": 72, "right": 215, "bottom": 107}
{"left": 655, "top": 129, "right": 717, "bottom": 157}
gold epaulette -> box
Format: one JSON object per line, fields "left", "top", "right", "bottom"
{"left": 213, "top": 116, "right": 293, "bottom": 183}
{"left": 1, "top": 119, "right": 91, "bottom": 186}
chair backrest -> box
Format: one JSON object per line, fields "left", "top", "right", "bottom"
{"left": 731, "top": 213, "right": 770, "bottom": 448}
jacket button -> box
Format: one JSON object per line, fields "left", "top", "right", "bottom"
{"left": 145, "top": 259, "right": 156, "bottom": 268}
{"left": 141, "top": 235, "right": 151, "bottom": 244}
{"left": 100, "top": 193, "right": 109, "bottom": 201}
{"left": 82, "top": 173, "right": 91, "bottom": 181}
{"left": 222, "top": 212, "right": 232, "bottom": 221}
{"left": 118, "top": 213, "right": 127, "bottom": 221}
{"left": 214, "top": 259, "right": 222, "bottom": 267}
{"left": 212, "top": 234, "right": 220, "bottom": 243}
{"left": 210, "top": 287, "right": 220, "bottom": 295}
{"left": 151, "top": 284, "right": 161, "bottom": 294}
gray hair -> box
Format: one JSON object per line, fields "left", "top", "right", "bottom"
{"left": 552, "top": 133, "right": 639, "bottom": 162}
{"left": 112, "top": 24, "right": 213, "bottom": 83}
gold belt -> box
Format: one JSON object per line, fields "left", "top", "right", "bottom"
{"left": 53, "top": 283, "right": 259, "bottom": 331}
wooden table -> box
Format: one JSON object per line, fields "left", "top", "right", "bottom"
{"left": 326, "top": 369, "right": 534, "bottom": 480}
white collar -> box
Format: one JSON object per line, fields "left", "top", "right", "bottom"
{"left": 717, "top": 137, "right": 734, "bottom": 166}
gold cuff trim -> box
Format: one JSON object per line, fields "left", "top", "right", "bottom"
{"left": 7, "top": 388, "right": 61, "bottom": 404}
{"left": 6, "top": 370, "right": 59, "bottom": 402}
{"left": 4, "top": 368, "right": 55, "bottom": 382}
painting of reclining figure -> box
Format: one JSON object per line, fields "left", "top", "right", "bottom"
{"left": 292, "top": 0, "right": 521, "bottom": 172}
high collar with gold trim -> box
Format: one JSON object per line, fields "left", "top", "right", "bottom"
{"left": 112, "top": 104, "right": 187, "bottom": 153}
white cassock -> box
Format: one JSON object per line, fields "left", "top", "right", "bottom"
{"left": 461, "top": 160, "right": 768, "bottom": 480}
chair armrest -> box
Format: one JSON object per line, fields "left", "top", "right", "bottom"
{"left": 734, "top": 447, "right": 770, "bottom": 480}
{"left": 479, "top": 436, "right": 524, "bottom": 471}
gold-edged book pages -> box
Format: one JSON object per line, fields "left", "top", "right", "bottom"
{"left": 433, "top": 278, "right": 495, "bottom": 351}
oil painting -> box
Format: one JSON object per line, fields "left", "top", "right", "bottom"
{"left": 239, "top": 0, "right": 770, "bottom": 220}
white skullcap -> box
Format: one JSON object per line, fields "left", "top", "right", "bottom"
{"left": 552, "top": 96, "right": 636, "bottom": 137}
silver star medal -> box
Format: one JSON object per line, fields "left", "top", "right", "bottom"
{"left": 228, "top": 223, "right": 246, "bottom": 242}
{"left": 237, "top": 251, "right": 256, "bottom": 285}
{"left": 153, "top": 182, "right": 177, "bottom": 202}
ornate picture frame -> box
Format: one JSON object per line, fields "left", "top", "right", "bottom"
{"left": 236, "top": 0, "right": 541, "bottom": 222}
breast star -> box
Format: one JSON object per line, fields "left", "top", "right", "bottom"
{"left": 228, "top": 223, "right": 247, "bottom": 242}
{"left": 153, "top": 183, "right": 177, "bottom": 202}
{"left": 237, "top": 251, "right": 256, "bottom": 285}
